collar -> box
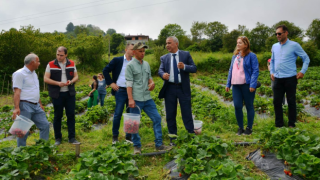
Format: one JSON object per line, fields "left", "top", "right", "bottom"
{"left": 171, "top": 50, "right": 179, "bottom": 56}
{"left": 279, "top": 38, "right": 290, "bottom": 45}
{"left": 23, "top": 66, "right": 33, "bottom": 73}
{"left": 54, "top": 58, "right": 70, "bottom": 67}
{"left": 124, "top": 55, "right": 132, "bottom": 62}
{"left": 133, "top": 58, "right": 143, "bottom": 64}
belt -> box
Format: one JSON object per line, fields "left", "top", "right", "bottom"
{"left": 168, "top": 82, "right": 182, "bottom": 86}
{"left": 119, "top": 87, "right": 127, "bottom": 89}
{"left": 20, "top": 100, "right": 37, "bottom": 105}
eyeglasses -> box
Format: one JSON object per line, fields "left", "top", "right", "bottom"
{"left": 275, "top": 32, "right": 285, "bottom": 36}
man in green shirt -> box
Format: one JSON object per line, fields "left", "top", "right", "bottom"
{"left": 126, "top": 42, "right": 171, "bottom": 154}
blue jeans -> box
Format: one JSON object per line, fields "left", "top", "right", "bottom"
{"left": 17, "top": 102, "right": 50, "bottom": 147}
{"left": 52, "top": 92, "right": 76, "bottom": 140}
{"left": 112, "top": 88, "right": 130, "bottom": 139}
{"left": 232, "top": 84, "right": 256, "bottom": 129}
{"left": 130, "top": 99, "right": 163, "bottom": 148}
{"left": 97, "top": 93, "right": 106, "bottom": 106}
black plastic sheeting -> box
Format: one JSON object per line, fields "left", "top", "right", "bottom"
{"left": 164, "top": 159, "right": 189, "bottom": 180}
{"left": 246, "top": 149, "right": 304, "bottom": 180}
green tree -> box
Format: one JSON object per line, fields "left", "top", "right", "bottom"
{"left": 157, "top": 24, "right": 186, "bottom": 46}
{"left": 302, "top": 41, "right": 319, "bottom": 66}
{"left": 66, "top": 22, "right": 74, "bottom": 32}
{"left": 222, "top": 30, "right": 241, "bottom": 53}
{"left": 74, "top": 25, "right": 89, "bottom": 36}
{"left": 237, "top": 25, "right": 250, "bottom": 36}
{"left": 249, "top": 22, "right": 273, "bottom": 52}
{"left": 110, "top": 33, "right": 125, "bottom": 55}
{"left": 272, "top": 20, "right": 304, "bottom": 39}
{"left": 106, "top": 28, "right": 116, "bottom": 35}
{"left": 306, "top": 18, "right": 320, "bottom": 48}
{"left": 204, "top": 21, "right": 228, "bottom": 51}
{"left": 190, "top": 21, "right": 207, "bottom": 42}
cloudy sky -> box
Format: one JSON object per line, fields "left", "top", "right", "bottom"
{"left": 0, "top": 0, "right": 319, "bottom": 39}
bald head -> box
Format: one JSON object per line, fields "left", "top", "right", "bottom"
{"left": 57, "top": 46, "right": 67, "bottom": 55}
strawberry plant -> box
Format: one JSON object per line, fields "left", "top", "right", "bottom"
{"left": 68, "top": 142, "right": 139, "bottom": 180}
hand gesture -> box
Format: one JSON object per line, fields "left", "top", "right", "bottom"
{"left": 162, "top": 73, "right": 170, "bottom": 80}
{"left": 271, "top": 74, "right": 275, "bottom": 81}
{"left": 297, "top": 72, "right": 304, "bottom": 79}
{"left": 148, "top": 82, "right": 155, "bottom": 91}
{"left": 128, "top": 99, "right": 135, "bottom": 108}
{"left": 177, "top": 62, "right": 184, "bottom": 69}
{"left": 12, "top": 108, "right": 20, "bottom": 120}
{"left": 225, "top": 87, "right": 230, "bottom": 92}
{"left": 110, "top": 83, "right": 119, "bottom": 91}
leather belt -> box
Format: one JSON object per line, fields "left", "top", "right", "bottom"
{"left": 119, "top": 87, "right": 127, "bottom": 89}
{"left": 168, "top": 82, "right": 182, "bottom": 86}
{"left": 20, "top": 100, "right": 37, "bottom": 105}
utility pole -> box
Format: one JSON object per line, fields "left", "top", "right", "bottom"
{"left": 108, "top": 37, "right": 111, "bottom": 62}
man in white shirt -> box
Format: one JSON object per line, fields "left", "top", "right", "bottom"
{"left": 12, "top": 53, "right": 50, "bottom": 147}
{"left": 103, "top": 43, "right": 134, "bottom": 144}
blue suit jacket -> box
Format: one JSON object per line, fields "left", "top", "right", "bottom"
{"left": 158, "top": 50, "right": 197, "bottom": 98}
{"left": 102, "top": 56, "right": 124, "bottom": 96}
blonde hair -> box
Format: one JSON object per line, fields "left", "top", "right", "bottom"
{"left": 233, "top": 36, "right": 251, "bottom": 57}
{"left": 98, "top": 73, "right": 104, "bottom": 79}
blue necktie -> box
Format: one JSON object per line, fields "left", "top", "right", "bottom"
{"left": 172, "top": 54, "right": 179, "bottom": 84}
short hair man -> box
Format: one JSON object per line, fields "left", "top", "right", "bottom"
{"left": 102, "top": 43, "right": 135, "bottom": 144}
{"left": 125, "top": 42, "right": 171, "bottom": 154}
{"left": 44, "top": 46, "right": 79, "bottom": 145}
{"left": 158, "top": 36, "right": 197, "bottom": 145}
{"left": 12, "top": 53, "right": 50, "bottom": 147}
{"left": 270, "top": 25, "right": 310, "bottom": 127}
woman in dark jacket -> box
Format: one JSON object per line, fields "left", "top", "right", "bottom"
{"left": 88, "top": 75, "right": 99, "bottom": 108}
{"left": 226, "top": 36, "right": 259, "bottom": 135}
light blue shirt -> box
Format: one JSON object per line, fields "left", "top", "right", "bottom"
{"left": 270, "top": 39, "right": 310, "bottom": 78}
{"left": 116, "top": 55, "right": 131, "bottom": 87}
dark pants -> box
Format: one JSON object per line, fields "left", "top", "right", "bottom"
{"left": 98, "top": 93, "right": 106, "bottom": 106}
{"left": 232, "top": 84, "right": 256, "bottom": 129}
{"left": 52, "top": 92, "right": 76, "bottom": 140}
{"left": 273, "top": 76, "right": 297, "bottom": 127}
{"left": 165, "top": 83, "right": 194, "bottom": 137}
{"left": 112, "top": 88, "right": 130, "bottom": 138}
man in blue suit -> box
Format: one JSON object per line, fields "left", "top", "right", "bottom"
{"left": 103, "top": 43, "right": 134, "bottom": 144}
{"left": 158, "top": 36, "right": 197, "bottom": 145}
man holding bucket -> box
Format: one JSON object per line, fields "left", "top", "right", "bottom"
{"left": 125, "top": 42, "right": 172, "bottom": 154}
{"left": 12, "top": 53, "right": 50, "bottom": 147}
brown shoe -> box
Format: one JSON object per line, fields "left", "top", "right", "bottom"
{"left": 156, "top": 145, "right": 172, "bottom": 151}
{"left": 134, "top": 147, "right": 141, "bottom": 154}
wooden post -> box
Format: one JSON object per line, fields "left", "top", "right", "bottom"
{"left": 1, "top": 73, "right": 6, "bottom": 95}
{"left": 75, "top": 143, "right": 81, "bottom": 157}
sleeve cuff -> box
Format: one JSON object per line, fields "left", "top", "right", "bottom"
{"left": 126, "top": 81, "right": 133, "bottom": 87}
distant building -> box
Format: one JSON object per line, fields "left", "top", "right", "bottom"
{"left": 125, "top": 34, "right": 149, "bottom": 45}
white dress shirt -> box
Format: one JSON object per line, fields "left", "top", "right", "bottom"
{"left": 169, "top": 50, "right": 182, "bottom": 83}
{"left": 12, "top": 66, "right": 40, "bottom": 103}
{"left": 116, "top": 55, "right": 131, "bottom": 87}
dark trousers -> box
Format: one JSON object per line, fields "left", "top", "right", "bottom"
{"left": 232, "top": 84, "right": 256, "bottom": 129}
{"left": 52, "top": 92, "right": 76, "bottom": 140}
{"left": 273, "top": 76, "right": 297, "bottom": 127}
{"left": 165, "top": 83, "right": 194, "bottom": 137}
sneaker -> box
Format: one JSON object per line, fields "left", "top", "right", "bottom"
{"left": 156, "top": 145, "right": 172, "bottom": 151}
{"left": 125, "top": 135, "right": 133, "bottom": 144}
{"left": 69, "top": 138, "right": 80, "bottom": 144}
{"left": 134, "top": 147, "right": 141, "bottom": 154}
{"left": 112, "top": 136, "right": 119, "bottom": 144}
{"left": 169, "top": 142, "right": 176, "bottom": 147}
{"left": 54, "top": 139, "right": 61, "bottom": 146}
{"left": 236, "top": 128, "right": 244, "bottom": 136}
{"left": 244, "top": 127, "right": 252, "bottom": 135}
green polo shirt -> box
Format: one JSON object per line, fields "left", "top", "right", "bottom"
{"left": 125, "top": 58, "right": 152, "bottom": 101}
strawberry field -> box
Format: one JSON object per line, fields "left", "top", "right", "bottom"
{"left": 1, "top": 66, "right": 320, "bottom": 179}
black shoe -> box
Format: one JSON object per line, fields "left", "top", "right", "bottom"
{"left": 236, "top": 128, "right": 244, "bottom": 136}
{"left": 69, "top": 138, "right": 80, "bottom": 144}
{"left": 112, "top": 136, "right": 118, "bottom": 144}
{"left": 244, "top": 127, "right": 252, "bottom": 135}
{"left": 125, "top": 135, "right": 133, "bottom": 144}
{"left": 54, "top": 139, "right": 61, "bottom": 146}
